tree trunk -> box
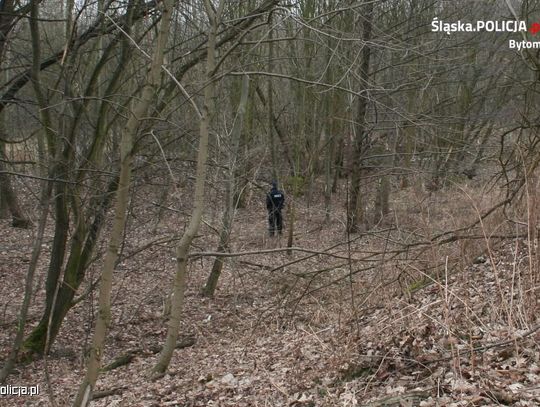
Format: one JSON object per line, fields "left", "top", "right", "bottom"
{"left": 267, "top": 13, "right": 278, "bottom": 181}
{"left": 373, "top": 143, "right": 390, "bottom": 225}
{"left": 153, "top": 0, "right": 223, "bottom": 376}
{"left": 0, "top": 178, "right": 51, "bottom": 382}
{"left": 286, "top": 195, "right": 295, "bottom": 254}
{"left": 324, "top": 128, "right": 333, "bottom": 223}
{"left": 0, "top": 0, "right": 16, "bottom": 61}
{"left": 332, "top": 136, "right": 344, "bottom": 193}
{"left": 203, "top": 74, "right": 249, "bottom": 297}
{"left": 18, "top": 0, "right": 66, "bottom": 357}
{"left": 374, "top": 175, "right": 390, "bottom": 225}
{"left": 347, "top": 1, "right": 374, "bottom": 233}
{"left": 23, "top": 177, "right": 118, "bottom": 355}
{"left": 73, "top": 0, "right": 175, "bottom": 404}
{"left": 0, "top": 140, "right": 29, "bottom": 227}
{"left": 255, "top": 84, "right": 294, "bottom": 170}
{"left": 23, "top": 0, "right": 137, "bottom": 356}
{"left": 233, "top": 85, "right": 254, "bottom": 209}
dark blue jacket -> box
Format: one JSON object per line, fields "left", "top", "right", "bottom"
{"left": 266, "top": 187, "right": 284, "bottom": 211}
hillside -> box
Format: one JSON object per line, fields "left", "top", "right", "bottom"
{"left": 1, "top": 178, "right": 539, "bottom": 406}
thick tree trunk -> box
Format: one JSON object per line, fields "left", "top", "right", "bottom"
{"left": 23, "top": 177, "right": 117, "bottom": 355}
{"left": 20, "top": 0, "right": 64, "bottom": 356}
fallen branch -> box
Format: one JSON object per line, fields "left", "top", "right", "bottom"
{"left": 92, "top": 387, "right": 127, "bottom": 400}
{"left": 102, "top": 336, "right": 196, "bottom": 372}
{"left": 421, "top": 323, "right": 540, "bottom": 365}
{"left": 190, "top": 246, "right": 355, "bottom": 261}
{"left": 362, "top": 390, "right": 431, "bottom": 407}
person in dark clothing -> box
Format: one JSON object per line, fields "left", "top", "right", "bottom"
{"left": 266, "top": 181, "right": 285, "bottom": 236}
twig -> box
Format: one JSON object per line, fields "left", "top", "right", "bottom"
{"left": 190, "top": 246, "right": 357, "bottom": 261}
{"left": 423, "top": 323, "right": 540, "bottom": 365}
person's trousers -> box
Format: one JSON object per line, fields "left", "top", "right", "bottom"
{"left": 268, "top": 210, "right": 283, "bottom": 235}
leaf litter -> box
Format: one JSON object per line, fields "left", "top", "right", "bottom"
{"left": 0, "top": 182, "right": 539, "bottom": 406}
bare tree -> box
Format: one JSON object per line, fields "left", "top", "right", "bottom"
{"left": 202, "top": 74, "right": 250, "bottom": 297}
{"left": 73, "top": 0, "right": 176, "bottom": 403}
{"left": 347, "top": 0, "right": 374, "bottom": 233}
{"left": 152, "top": 0, "right": 224, "bottom": 377}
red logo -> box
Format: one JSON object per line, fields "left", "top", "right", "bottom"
{"left": 530, "top": 22, "right": 540, "bottom": 35}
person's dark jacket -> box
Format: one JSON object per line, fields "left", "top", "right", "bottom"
{"left": 266, "top": 186, "right": 284, "bottom": 211}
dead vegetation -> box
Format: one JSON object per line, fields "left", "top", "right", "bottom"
{"left": 1, "top": 173, "right": 539, "bottom": 406}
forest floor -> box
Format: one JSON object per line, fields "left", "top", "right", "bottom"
{"left": 1, "top": 178, "right": 540, "bottom": 406}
